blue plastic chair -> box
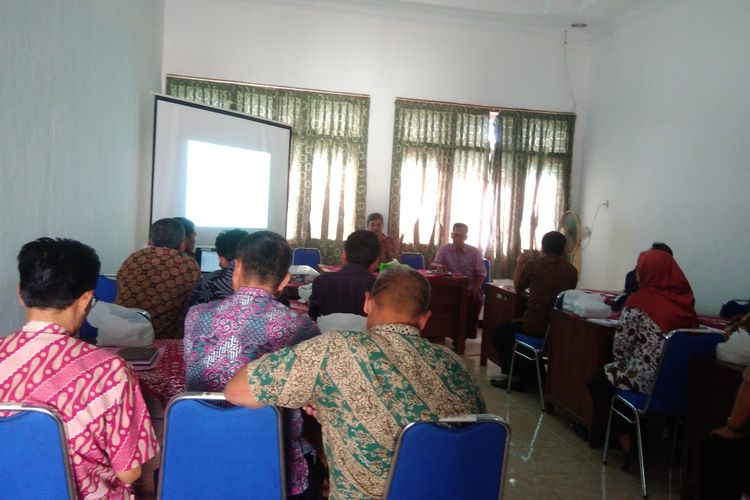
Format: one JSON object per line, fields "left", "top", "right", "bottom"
{"left": 400, "top": 252, "right": 425, "bottom": 270}
{"left": 291, "top": 248, "right": 321, "bottom": 269}
{"left": 602, "top": 329, "right": 725, "bottom": 498}
{"left": 0, "top": 402, "right": 76, "bottom": 499}
{"left": 383, "top": 414, "right": 510, "bottom": 500}
{"left": 481, "top": 258, "right": 491, "bottom": 293}
{"left": 95, "top": 275, "right": 117, "bottom": 303}
{"left": 158, "top": 393, "right": 286, "bottom": 499}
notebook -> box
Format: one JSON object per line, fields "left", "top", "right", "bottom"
{"left": 117, "top": 347, "right": 159, "bottom": 366}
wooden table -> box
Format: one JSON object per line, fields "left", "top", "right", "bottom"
{"left": 544, "top": 310, "right": 617, "bottom": 447}
{"left": 681, "top": 358, "right": 745, "bottom": 499}
{"left": 481, "top": 282, "right": 527, "bottom": 367}
{"left": 421, "top": 275, "right": 469, "bottom": 354}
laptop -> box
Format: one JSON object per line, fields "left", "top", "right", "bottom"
{"left": 199, "top": 249, "right": 221, "bottom": 273}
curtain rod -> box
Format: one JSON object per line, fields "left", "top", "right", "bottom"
{"left": 395, "top": 96, "right": 576, "bottom": 116}
{"left": 166, "top": 74, "right": 370, "bottom": 99}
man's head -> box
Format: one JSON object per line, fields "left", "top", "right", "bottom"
{"left": 17, "top": 238, "right": 100, "bottom": 329}
{"left": 215, "top": 229, "right": 250, "bottom": 268}
{"left": 150, "top": 218, "right": 185, "bottom": 250}
{"left": 343, "top": 230, "right": 380, "bottom": 269}
{"left": 451, "top": 223, "right": 469, "bottom": 249}
{"left": 366, "top": 212, "right": 384, "bottom": 234}
{"left": 174, "top": 217, "right": 197, "bottom": 254}
{"left": 364, "top": 266, "right": 431, "bottom": 330}
{"left": 233, "top": 231, "right": 291, "bottom": 292}
{"left": 541, "top": 231, "right": 567, "bottom": 256}
{"left": 651, "top": 242, "right": 673, "bottom": 256}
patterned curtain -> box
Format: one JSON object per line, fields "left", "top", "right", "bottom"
{"left": 165, "top": 77, "right": 370, "bottom": 265}
{"left": 490, "top": 111, "right": 575, "bottom": 277}
{"left": 389, "top": 99, "right": 574, "bottom": 277}
{"left": 388, "top": 99, "right": 491, "bottom": 265}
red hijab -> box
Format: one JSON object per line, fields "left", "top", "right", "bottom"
{"left": 625, "top": 249, "right": 698, "bottom": 333}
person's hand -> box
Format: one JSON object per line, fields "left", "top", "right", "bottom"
{"left": 431, "top": 263, "right": 446, "bottom": 272}
{"left": 471, "top": 285, "right": 484, "bottom": 299}
{"left": 711, "top": 425, "right": 745, "bottom": 439}
{"left": 516, "top": 252, "right": 531, "bottom": 266}
{"left": 302, "top": 404, "right": 318, "bottom": 418}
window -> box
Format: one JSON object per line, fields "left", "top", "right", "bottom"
{"left": 389, "top": 98, "right": 574, "bottom": 276}
{"left": 166, "top": 76, "right": 370, "bottom": 261}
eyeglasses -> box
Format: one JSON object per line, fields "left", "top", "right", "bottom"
{"left": 87, "top": 295, "right": 99, "bottom": 312}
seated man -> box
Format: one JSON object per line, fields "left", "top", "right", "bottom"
{"left": 184, "top": 230, "right": 321, "bottom": 498}
{"left": 431, "top": 222, "right": 486, "bottom": 339}
{"left": 0, "top": 238, "right": 158, "bottom": 499}
{"left": 366, "top": 212, "right": 401, "bottom": 263}
{"left": 187, "top": 228, "right": 249, "bottom": 307}
{"left": 490, "top": 230, "right": 578, "bottom": 389}
{"left": 225, "top": 266, "right": 486, "bottom": 499}
{"left": 174, "top": 216, "right": 198, "bottom": 260}
{"left": 115, "top": 218, "right": 200, "bottom": 339}
{"left": 308, "top": 229, "right": 379, "bottom": 320}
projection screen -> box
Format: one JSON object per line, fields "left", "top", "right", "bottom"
{"left": 150, "top": 95, "right": 292, "bottom": 247}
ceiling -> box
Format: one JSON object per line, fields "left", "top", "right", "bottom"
{"left": 270, "top": 0, "right": 655, "bottom": 31}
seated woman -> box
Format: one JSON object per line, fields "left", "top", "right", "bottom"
{"left": 587, "top": 249, "right": 697, "bottom": 459}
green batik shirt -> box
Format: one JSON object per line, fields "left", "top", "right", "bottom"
{"left": 245, "top": 323, "right": 486, "bottom": 499}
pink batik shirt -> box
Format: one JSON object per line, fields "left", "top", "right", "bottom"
{"left": 0, "top": 321, "right": 159, "bottom": 499}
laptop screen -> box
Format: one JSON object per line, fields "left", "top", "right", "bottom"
{"left": 200, "top": 249, "right": 221, "bottom": 273}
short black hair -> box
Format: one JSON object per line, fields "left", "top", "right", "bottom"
{"left": 215, "top": 229, "right": 250, "bottom": 261}
{"left": 371, "top": 266, "right": 431, "bottom": 318}
{"left": 541, "top": 231, "right": 567, "bottom": 256}
{"left": 18, "top": 237, "right": 100, "bottom": 309}
{"left": 236, "top": 231, "right": 291, "bottom": 288}
{"left": 452, "top": 222, "right": 468, "bottom": 232}
{"left": 344, "top": 230, "right": 380, "bottom": 268}
{"left": 174, "top": 217, "right": 196, "bottom": 237}
{"left": 366, "top": 212, "right": 384, "bottom": 224}
{"left": 651, "top": 242, "right": 673, "bottom": 256}
{"left": 150, "top": 218, "right": 185, "bottom": 249}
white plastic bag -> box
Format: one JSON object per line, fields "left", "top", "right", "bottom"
{"left": 717, "top": 327, "right": 750, "bottom": 366}
{"left": 86, "top": 302, "right": 154, "bottom": 347}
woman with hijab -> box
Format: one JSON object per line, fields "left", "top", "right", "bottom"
{"left": 588, "top": 249, "right": 698, "bottom": 459}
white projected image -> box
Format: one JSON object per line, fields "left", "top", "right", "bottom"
{"left": 186, "top": 140, "right": 271, "bottom": 228}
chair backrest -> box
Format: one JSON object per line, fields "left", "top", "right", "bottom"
{"left": 292, "top": 248, "right": 321, "bottom": 269}
{"left": 400, "top": 252, "right": 425, "bottom": 270}
{"left": 383, "top": 415, "right": 510, "bottom": 500}
{"left": 0, "top": 402, "right": 76, "bottom": 499}
{"left": 95, "top": 275, "right": 117, "bottom": 303}
{"left": 646, "top": 329, "right": 725, "bottom": 413}
{"left": 317, "top": 313, "right": 367, "bottom": 333}
{"left": 158, "top": 393, "right": 286, "bottom": 500}
{"left": 481, "top": 258, "right": 491, "bottom": 293}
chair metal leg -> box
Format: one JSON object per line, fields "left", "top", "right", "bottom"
{"left": 670, "top": 418, "right": 681, "bottom": 465}
{"left": 602, "top": 398, "right": 615, "bottom": 464}
{"left": 534, "top": 352, "right": 545, "bottom": 412}
{"left": 506, "top": 347, "right": 517, "bottom": 393}
{"left": 634, "top": 414, "right": 647, "bottom": 498}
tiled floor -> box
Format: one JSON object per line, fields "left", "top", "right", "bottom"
{"left": 134, "top": 332, "right": 683, "bottom": 499}
{"left": 462, "top": 334, "right": 682, "bottom": 499}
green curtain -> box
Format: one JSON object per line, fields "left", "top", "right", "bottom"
{"left": 388, "top": 99, "right": 491, "bottom": 265}
{"left": 490, "top": 111, "right": 575, "bottom": 277}
{"left": 166, "top": 77, "right": 370, "bottom": 265}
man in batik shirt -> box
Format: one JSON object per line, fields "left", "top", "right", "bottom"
{"left": 0, "top": 238, "right": 158, "bottom": 499}
{"left": 187, "top": 228, "right": 248, "bottom": 307}
{"left": 184, "top": 231, "right": 320, "bottom": 498}
{"left": 226, "top": 266, "right": 486, "bottom": 499}
{"left": 115, "top": 217, "right": 200, "bottom": 339}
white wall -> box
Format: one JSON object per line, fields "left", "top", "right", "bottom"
{"left": 579, "top": 0, "right": 750, "bottom": 314}
{"left": 0, "top": 1, "right": 164, "bottom": 332}
{"left": 163, "top": 0, "right": 591, "bottom": 221}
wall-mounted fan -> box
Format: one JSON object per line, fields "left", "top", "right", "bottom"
{"left": 560, "top": 211, "right": 590, "bottom": 272}
{"left": 559, "top": 201, "right": 609, "bottom": 273}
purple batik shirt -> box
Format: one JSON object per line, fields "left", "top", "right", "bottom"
{"left": 184, "top": 287, "right": 321, "bottom": 496}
